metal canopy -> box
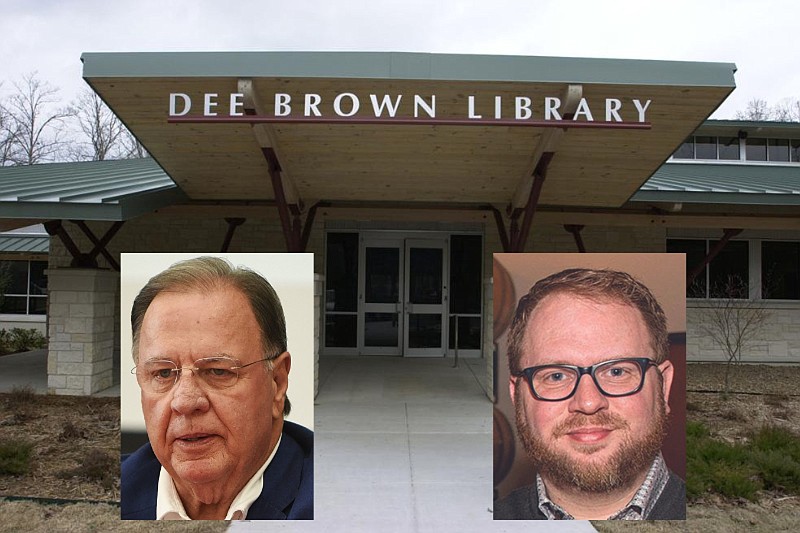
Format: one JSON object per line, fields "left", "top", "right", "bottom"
{"left": 0, "top": 158, "right": 186, "bottom": 221}
{"left": 81, "top": 52, "right": 736, "bottom": 213}
{"left": 635, "top": 162, "right": 800, "bottom": 205}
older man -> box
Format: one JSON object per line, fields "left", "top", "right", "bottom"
{"left": 494, "top": 268, "right": 684, "bottom": 520}
{"left": 121, "top": 256, "right": 313, "bottom": 520}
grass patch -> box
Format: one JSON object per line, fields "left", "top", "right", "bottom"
{"left": 0, "top": 439, "right": 34, "bottom": 475}
{"left": 688, "top": 422, "right": 800, "bottom": 502}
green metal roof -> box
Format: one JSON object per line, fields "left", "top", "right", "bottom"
{"left": 81, "top": 51, "right": 737, "bottom": 88}
{"left": 634, "top": 162, "right": 800, "bottom": 205}
{"left": 1, "top": 138, "right": 797, "bottom": 222}
{"left": 0, "top": 158, "right": 185, "bottom": 220}
{"left": 0, "top": 235, "right": 48, "bottom": 253}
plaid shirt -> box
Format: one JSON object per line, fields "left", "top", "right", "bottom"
{"left": 536, "top": 453, "right": 670, "bottom": 520}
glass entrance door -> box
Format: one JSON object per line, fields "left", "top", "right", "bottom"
{"left": 403, "top": 238, "right": 447, "bottom": 357}
{"left": 359, "top": 237, "right": 403, "bottom": 355}
{"left": 358, "top": 235, "right": 448, "bottom": 356}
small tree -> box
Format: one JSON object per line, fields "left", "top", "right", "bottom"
{"left": 698, "top": 275, "right": 771, "bottom": 394}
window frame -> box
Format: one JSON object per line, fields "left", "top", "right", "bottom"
{"left": 668, "top": 237, "right": 800, "bottom": 301}
{"left": 0, "top": 258, "right": 48, "bottom": 316}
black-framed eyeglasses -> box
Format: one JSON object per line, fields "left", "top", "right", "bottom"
{"left": 512, "top": 357, "right": 659, "bottom": 402}
{"left": 131, "top": 354, "right": 278, "bottom": 394}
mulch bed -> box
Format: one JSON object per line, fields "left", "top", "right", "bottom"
{"left": 0, "top": 393, "right": 119, "bottom": 502}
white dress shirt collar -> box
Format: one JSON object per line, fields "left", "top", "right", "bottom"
{"left": 156, "top": 434, "right": 282, "bottom": 520}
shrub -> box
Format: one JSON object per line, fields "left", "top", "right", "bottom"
{"left": 58, "top": 421, "right": 87, "bottom": 441}
{"left": 709, "top": 462, "right": 762, "bottom": 501}
{"left": 0, "top": 439, "right": 34, "bottom": 475}
{"left": 0, "top": 329, "right": 11, "bottom": 355}
{"left": 59, "top": 449, "right": 117, "bottom": 489}
{"left": 687, "top": 422, "right": 800, "bottom": 502}
{"left": 5, "top": 384, "right": 38, "bottom": 422}
{"left": 751, "top": 449, "right": 800, "bottom": 494}
{"left": 0, "top": 328, "right": 46, "bottom": 355}
{"left": 9, "top": 328, "right": 46, "bottom": 352}
{"left": 687, "top": 420, "right": 710, "bottom": 439}
{"left": 751, "top": 425, "right": 800, "bottom": 462}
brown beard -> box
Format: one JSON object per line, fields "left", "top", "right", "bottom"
{"left": 515, "top": 392, "right": 668, "bottom": 494}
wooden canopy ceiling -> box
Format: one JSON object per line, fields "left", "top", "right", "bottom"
{"left": 83, "top": 52, "right": 736, "bottom": 212}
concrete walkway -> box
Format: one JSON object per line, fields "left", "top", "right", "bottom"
{"left": 0, "top": 348, "right": 120, "bottom": 396}
{"left": 229, "top": 355, "right": 596, "bottom": 533}
{"left": 0, "top": 348, "right": 47, "bottom": 393}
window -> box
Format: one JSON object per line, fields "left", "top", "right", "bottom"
{"left": 673, "top": 135, "right": 800, "bottom": 162}
{"left": 449, "top": 235, "right": 482, "bottom": 350}
{"left": 792, "top": 140, "right": 800, "bottom": 162}
{"left": 746, "top": 138, "right": 768, "bottom": 161}
{"left": 670, "top": 239, "right": 800, "bottom": 300}
{"left": 718, "top": 136, "right": 740, "bottom": 160}
{"left": 694, "top": 136, "right": 717, "bottom": 159}
{"left": 324, "top": 233, "right": 358, "bottom": 348}
{"left": 762, "top": 242, "right": 800, "bottom": 299}
{"left": 666, "top": 240, "right": 707, "bottom": 298}
{"left": 666, "top": 240, "right": 749, "bottom": 298}
{"left": 673, "top": 139, "right": 694, "bottom": 159}
{"left": 0, "top": 260, "right": 48, "bottom": 315}
{"left": 768, "top": 139, "right": 790, "bottom": 162}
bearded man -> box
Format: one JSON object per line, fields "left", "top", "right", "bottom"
{"left": 494, "top": 268, "right": 685, "bottom": 520}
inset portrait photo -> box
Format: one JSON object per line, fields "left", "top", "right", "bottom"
{"left": 493, "top": 253, "right": 686, "bottom": 521}
{"left": 120, "top": 253, "right": 314, "bottom": 520}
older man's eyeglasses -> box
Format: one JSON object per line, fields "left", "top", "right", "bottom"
{"left": 131, "top": 355, "right": 276, "bottom": 393}
{"left": 512, "top": 357, "right": 658, "bottom": 402}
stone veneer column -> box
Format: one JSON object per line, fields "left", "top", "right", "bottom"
{"left": 314, "top": 273, "right": 323, "bottom": 398}
{"left": 46, "top": 268, "right": 119, "bottom": 395}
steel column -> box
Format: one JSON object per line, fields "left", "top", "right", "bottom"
{"left": 221, "top": 218, "right": 246, "bottom": 252}
{"left": 564, "top": 224, "right": 586, "bottom": 253}
{"left": 509, "top": 152, "right": 553, "bottom": 252}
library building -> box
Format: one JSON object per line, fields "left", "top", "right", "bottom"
{"left": 0, "top": 51, "right": 797, "bottom": 401}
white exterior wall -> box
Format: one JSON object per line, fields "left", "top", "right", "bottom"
{"left": 0, "top": 315, "right": 46, "bottom": 334}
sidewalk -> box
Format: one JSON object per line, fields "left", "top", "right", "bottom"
{"left": 0, "top": 348, "right": 47, "bottom": 393}
{"left": 229, "top": 355, "right": 598, "bottom": 533}
{"left": 0, "top": 348, "right": 119, "bottom": 396}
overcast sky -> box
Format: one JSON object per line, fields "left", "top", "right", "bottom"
{"left": 1, "top": 0, "right": 797, "bottom": 119}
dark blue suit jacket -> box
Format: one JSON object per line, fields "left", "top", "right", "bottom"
{"left": 121, "top": 421, "right": 313, "bottom": 520}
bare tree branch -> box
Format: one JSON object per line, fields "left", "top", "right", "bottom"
{"left": 67, "top": 89, "right": 126, "bottom": 161}
{"left": 735, "top": 97, "right": 800, "bottom": 122}
{"left": 119, "top": 128, "right": 148, "bottom": 159}
{"left": 4, "top": 72, "right": 72, "bottom": 165}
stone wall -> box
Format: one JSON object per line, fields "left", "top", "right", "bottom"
{"left": 46, "top": 269, "right": 118, "bottom": 395}
{"left": 687, "top": 303, "right": 800, "bottom": 364}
